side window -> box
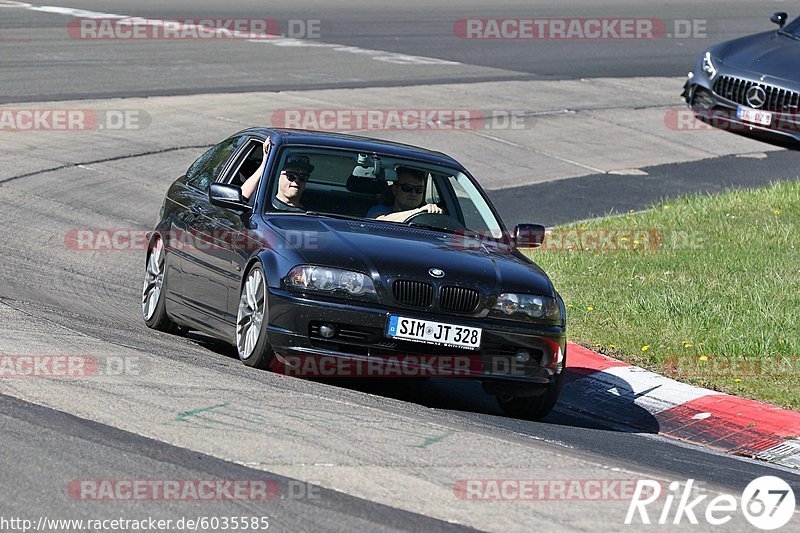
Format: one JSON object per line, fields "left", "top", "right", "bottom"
{"left": 425, "top": 172, "right": 441, "bottom": 205}
{"left": 186, "top": 137, "right": 240, "bottom": 190}
{"left": 447, "top": 174, "right": 503, "bottom": 238}
{"left": 221, "top": 139, "right": 266, "bottom": 187}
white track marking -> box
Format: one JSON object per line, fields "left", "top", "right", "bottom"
{"left": 250, "top": 37, "right": 460, "bottom": 65}
{"left": 471, "top": 130, "right": 607, "bottom": 174}
{"left": 21, "top": 4, "right": 462, "bottom": 66}
{"left": 29, "top": 5, "right": 124, "bottom": 18}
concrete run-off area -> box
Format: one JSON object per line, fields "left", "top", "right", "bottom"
{"left": 0, "top": 76, "right": 781, "bottom": 190}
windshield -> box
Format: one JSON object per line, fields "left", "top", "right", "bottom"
{"left": 265, "top": 146, "right": 505, "bottom": 239}
{"left": 782, "top": 15, "right": 800, "bottom": 37}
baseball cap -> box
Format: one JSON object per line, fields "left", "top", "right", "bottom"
{"left": 284, "top": 154, "right": 315, "bottom": 173}
{"left": 394, "top": 165, "right": 426, "bottom": 181}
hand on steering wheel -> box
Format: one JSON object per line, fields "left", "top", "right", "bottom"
{"left": 402, "top": 206, "right": 466, "bottom": 231}
{"left": 415, "top": 203, "right": 443, "bottom": 215}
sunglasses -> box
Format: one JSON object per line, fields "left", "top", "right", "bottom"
{"left": 398, "top": 183, "right": 424, "bottom": 194}
{"left": 285, "top": 171, "right": 309, "bottom": 183}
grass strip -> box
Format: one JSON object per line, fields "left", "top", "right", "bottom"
{"left": 526, "top": 179, "right": 800, "bottom": 409}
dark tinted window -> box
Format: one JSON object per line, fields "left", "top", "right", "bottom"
{"left": 186, "top": 137, "right": 240, "bottom": 190}
{"left": 224, "top": 140, "right": 266, "bottom": 187}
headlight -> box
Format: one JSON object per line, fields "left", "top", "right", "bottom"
{"left": 285, "top": 265, "right": 376, "bottom": 299}
{"left": 491, "top": 293, "right": 560, "bottom": 322}
{"left": 701, "top": 51, "right": 717, "bottom": 79}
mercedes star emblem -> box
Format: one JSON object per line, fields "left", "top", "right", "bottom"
{"left": 746, "top": 86, "right": 767, "bottom": 109}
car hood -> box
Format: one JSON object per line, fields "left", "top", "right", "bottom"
{"left": 263, "top": 215, "right": 555, "bottom": 297}
{"left": 714, "top": 31, "right": 800, "bottom": 84}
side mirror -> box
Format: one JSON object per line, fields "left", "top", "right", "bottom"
{"left": 513, "top": 224, "right": 546, "bottom": 248}
{"left": 209, "top": 183, "right": 250, "bottom": 212}
{"left": 771, "top": 12, "right": 788, "bottom": 28}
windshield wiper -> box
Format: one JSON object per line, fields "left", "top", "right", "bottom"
{"left": 304, "top": 211, "right": 366, "bottom": 222}
{"left": 406, "top": 222, "right": 486, "bottom": 239}
{"left": 778, "top": 29, "right": 800, "bottom": 40}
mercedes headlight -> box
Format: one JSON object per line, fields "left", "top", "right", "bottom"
{"left": 491, "top": 293, "right": 561, "bottom": 322}
{"left": 285, "top": 265, "right": 376, "bottom": 299}
{"left": 701, "top": 51, "right": 717, "bottom": 79}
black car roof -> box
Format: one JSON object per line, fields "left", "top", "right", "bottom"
{"left": 238, "top": 128, "right": 465, "bottom": 170}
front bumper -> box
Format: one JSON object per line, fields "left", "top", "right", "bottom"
{"left": 682, "top": 71, "right": 800, "bottom": 148}
{"left": 266, "top": 288, "right": 566, "bottom": 390}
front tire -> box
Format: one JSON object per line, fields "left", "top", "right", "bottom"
{"left": 142, "top": 236, "right": 183, "bottom": 334}
{"left": 236, "top": 264, "right": 274, "bottom": 369}
{"left": 496, "top": 372, "right": 564, "bottom": 420}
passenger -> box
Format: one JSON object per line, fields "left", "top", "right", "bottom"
{"left": 241, "top": 143, "right": 314, "bottom": 212}
{"left": 273, "top": 154, "right": 313, "bottom": 211}
{"left": 367, "top": 166, "right": 442, "bottom": 222}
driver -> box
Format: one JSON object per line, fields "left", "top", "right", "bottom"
{"left": 367, "top": 166, "right": 442, "bottom": 222}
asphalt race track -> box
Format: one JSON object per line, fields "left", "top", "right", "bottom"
{"left": 0, "top": 0, "right": 793, "bottom": 102}
{"left": 1, "top": 1, "right": 799, "bottom": 531}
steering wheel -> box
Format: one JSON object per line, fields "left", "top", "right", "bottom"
{"left": 403, "top": 210, "right": 466, "bottom": 231}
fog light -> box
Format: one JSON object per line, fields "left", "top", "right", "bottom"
{"left": 515, "top": 350, "right": 531, "bottom": 363}
{"left": 319, "top": 324, "right": 336, "bottom": 338}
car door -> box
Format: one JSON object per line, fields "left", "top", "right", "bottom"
{"left": 175, "top": 135, "right": 245, "bottom": 331}
{"left": 182, "top": 136, "right": 272, "bottom": 333}
{"left": 168, "top": 140, "right": 237, "bottom": 311}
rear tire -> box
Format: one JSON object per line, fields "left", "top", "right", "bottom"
{"left": 142, "top": 236, "right": 184, "bottom": 334}
{"left": 236, "top": 264, "right": 274, "bottom": 369}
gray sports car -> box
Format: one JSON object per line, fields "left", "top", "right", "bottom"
{"left": 682, "top": 12, "right": 800, "bottom": 148}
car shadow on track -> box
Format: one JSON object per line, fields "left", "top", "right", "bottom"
{"left": 330, "top": 367, "right": 661, "bottom": 435}
{"left": 558, "top": 367, "right": 661, "bottom": 433}
{"left": 187, "top": 332, "right": 660, "bottom": 434}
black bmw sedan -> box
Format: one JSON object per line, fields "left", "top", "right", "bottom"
{"left": 682, "top": 12, "right": 800, "bottom": 147}
{"left": 143, "top": 128, "right": 566, "bottom": 419}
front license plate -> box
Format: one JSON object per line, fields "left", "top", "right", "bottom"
{"left": 737, "top": 105, "right": 772, "bottom": 126}
{"left": 386, "top": 315, "right": 482, "bottom": 350}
